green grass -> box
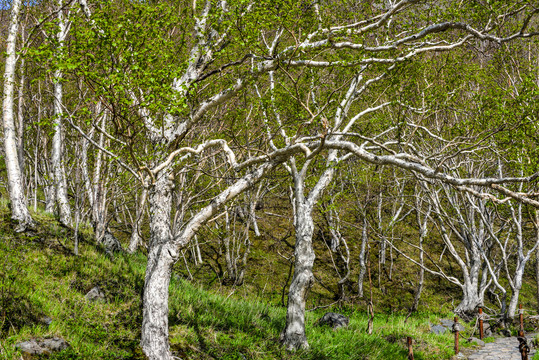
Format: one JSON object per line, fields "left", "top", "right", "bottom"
{"left": 0, "top": 205, "right": 493, "bottom": 359}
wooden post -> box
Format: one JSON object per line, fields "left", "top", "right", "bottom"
{"left": 478, "top": 307, "right": 484, "bottom": 340}
{"left": 407, "top": 336, "right": 414, "bottom": 360}
{"left": 518, "top": 333, "right": 529, "bottom": 360}
{"left": 519, "top": 303, "right": 524, "bottom": 333}
{"left": 454, "top": 317, "right": 459, "bottom": 355}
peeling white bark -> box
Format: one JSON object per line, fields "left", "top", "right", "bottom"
{"left": 141, "top": 170, "right": 175, "bottom": 360}
{"left": 141, "top": 155, "right": 295, "bottom": 358}
{"left": 280, "top": 153, "right": 336, "bottom": 350}
{"left": 50, "top": 1, "right": 72, "bottom": 226}
{"left": 280, "top": 201, "right": 315, "bottom": 350}
{"left": 2, "top": 0, "right": 34, "bottom": 231}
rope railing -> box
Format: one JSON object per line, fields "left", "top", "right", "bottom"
{"left": 452, "top": 304, "right": 533, "bottom": 359}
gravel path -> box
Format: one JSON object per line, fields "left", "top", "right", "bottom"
{"left": 466, "top": 335, "right": 535, "bottom": 360}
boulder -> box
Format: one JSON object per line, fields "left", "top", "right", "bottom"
{"left": 15, "top": 337, "right": 69, "bottom": 355}
{"left": 101, "top": 231, "right": 122, "bottom": 254}
{"left": 85, "top": 286, "right": 105, "bottom": 302}
{"left": 316, "top": 312, "right": 349, "bottom": 329}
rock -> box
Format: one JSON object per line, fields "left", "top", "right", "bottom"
{"left": 316, "top": 312, "right": 349, "bottom": 329}
{"left": 40, "top": 338, "right": 70, "bottom": 352}
{"left": 431, "top": 325, "right": 448, "bottom": 335}
{"left": 498, "top": 329, "right": 511, "bottom": 337}
{"left": 15, "top": 337, "right": 69, "bottom": 355}
{"left": 440, "top": 319, "right": 454, "bottom": 328}
{"left": 85, "top": 286, "right": 105, "bottom": 302}
{"left": 40, "top": 316, "right": 53, "bottom": 327}
{"left": 467, "top": 337, "right": 485, "bottom": 346}
{"left": 15, "top": 339, "right": 42, "bottom": 355}
{"left": 101, "top": 231, "right": 123, "bottom": 254}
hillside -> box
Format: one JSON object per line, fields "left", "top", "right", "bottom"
{"left": 2, "top": 202, "right": 536, "bottom": 360}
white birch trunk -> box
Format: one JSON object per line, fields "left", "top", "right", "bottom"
{"left": 280, "top": 202, "right": 315, "bottom": 350}
{"left": 2, "top": 0, "right": 34, "bottom": 231}
{"left": 16, "top": 58, "right": 25, "bottom": 181}
{"left": 507, "top": 265, "right": 524, "bottom": 318}
{"left": 140, "top": 159, "right": 282, "bottom": 358}
{"left": 454, "top": 255, "right": 483, "bottom": 315}
{"left": 52, "top": 67, "right": 72, "bottom": 226}
{"left": 280, "top": 158, "right": 335, "bottom": 350}
{"left": 141, "top": 170, "right": 175, "bottom": 360}
{"left": 358, "top": 217, "right": 368, "bottom": 298}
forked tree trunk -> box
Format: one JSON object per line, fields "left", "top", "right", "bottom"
{"left": 280, "top": 154, "right": 336, "bottom": 351}
{"left": 140, "top": 160, "right": 280, "bottom": 358}
{"left": 2, "top": 0, "right": 34, "bottom": 231}
{"left": 141, "top": 170, "right": 175, "bottom": 360}
{"left": 454, "top": 273, "right": 482, "bottom": 316}
{"left": 280, "top": 203, "right": 315, "bottom": 350}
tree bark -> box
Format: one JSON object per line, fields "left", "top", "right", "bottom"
{"left": 127, "top": 187, "right": 148, "bottom": 253}
{"left": 141, "top": 170, "right": 175, "bottom": 360}
{"left": 358, "top": 217, "right": 368, "bottom": 298}
{"left": 52, "top": 66, "right": 72, "bottom": 226}
{"left": 454, "top": 271, "right": 482, "bottom": 316}
{"left": 2, "top": 0, "right": 34, "bottom": 231}
{"left": 507, "top": 265, "right": 524, "bottom": 318}
{"left": 16, "top": 58, "right": 25, "bottom": 183}
{"left": 140, "top": 159, "right": 283, "bottom": 358}
{"left": 280, "top": 203, "right": 315, "bottom": 351}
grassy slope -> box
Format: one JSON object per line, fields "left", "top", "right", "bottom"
{"left": 0, "top": 203, "right": 535, "bottom": 359}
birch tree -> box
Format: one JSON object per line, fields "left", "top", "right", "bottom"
{"left": 53, "top": 0, "right": 539, "bottom": 356}
{"left": 68, "top": 1, "right": 322, "bottom": 358}
{"left": 257, "top": 0, "right": 539, "bottom": 350}
{"left": 2, "top": 0, "right": 35, "bottom": 231}
{"left": 49, "top": 0, "right": 73, "bottom": 226}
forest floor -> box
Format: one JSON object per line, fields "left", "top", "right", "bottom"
{"left": 1, "top": 204, "right": 539, "bottom": 359}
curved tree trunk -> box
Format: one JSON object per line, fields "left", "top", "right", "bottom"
{"left": 140, "top": 159, "right": 281, "bottom": 358}
{"left": 2, "top": 0, "right": 34, "bottom": 231}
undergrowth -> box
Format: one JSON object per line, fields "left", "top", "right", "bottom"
{"left": 0, "top": 204, "right": 502, "bottom": 359}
